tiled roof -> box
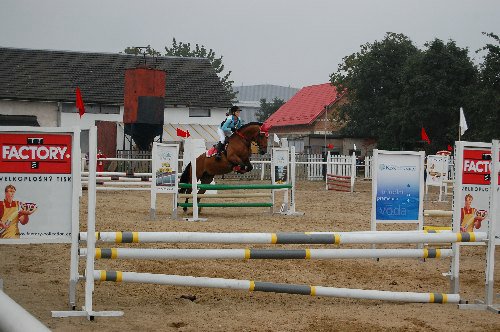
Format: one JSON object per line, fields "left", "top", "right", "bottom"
{"left": 0, "top": 47, "right": 232, "bottom": 108}
{"left": 233, "top": 84, "right": 299, "bottom": 102}
{"left": 264, "top": 83, "right": 340, "bottom": 128}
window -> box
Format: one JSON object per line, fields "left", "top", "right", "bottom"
{"left": 61, "top": 103, "right": 120, "bottom": 114}
{"left": 189, "top": 107, "right": 210, "bottom": 117}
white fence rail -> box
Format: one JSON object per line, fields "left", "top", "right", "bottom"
{"left": 103, "top": 151, "right": 377, "bottom": 181}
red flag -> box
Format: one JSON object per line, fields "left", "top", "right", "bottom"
{"left": 447, "top": 144, "right": 453, "bottom": 152}
{"left": 176, "top": 128, "right": 190, "bottom": 138}
{"left": 75, "top": 87, "right": 85, "bottom": 118}
{"left": 421, "top": 127, "right": 431, "bottom": 144}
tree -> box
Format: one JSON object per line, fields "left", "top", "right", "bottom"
{"left": 330, "top": 33, "right": 419, "bottom": 149}
{"left": 124, "top": 39, "right": 235, "bottom": 99}
{"left": 256, "top": 97, "right": 285, "bottom": 122}
{"left": 400, "top": 39, "right": 477, "bottom": 151}
{"left": 472, "top": 32, "right": 500, "bottom": 141}
{"left": 330, "top": 33, "right": 480, "bottom": 152}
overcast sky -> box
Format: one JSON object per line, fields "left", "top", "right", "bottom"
{"left": 1, "top": 0, "right": 498, "bottom": 89}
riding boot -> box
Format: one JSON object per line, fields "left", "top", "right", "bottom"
{"left": 215, "top": 142, "right": 223, "bottom": 160}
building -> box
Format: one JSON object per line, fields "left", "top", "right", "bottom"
{"left": 264, "top": 83, "right": 376, "bottom": 156}
{"left": 233, "top": 84, "right": 299, "bottom": 123}
{"left": 0, "top": 46, "right": 233, "bottom": 158}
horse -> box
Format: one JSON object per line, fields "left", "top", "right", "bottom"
{"left": 179, "top": 122, "right": 269, "bottom": 212}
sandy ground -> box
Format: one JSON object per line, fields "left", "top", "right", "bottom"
{"left": 1, "top": 180, "right": 500, "bottom": 331}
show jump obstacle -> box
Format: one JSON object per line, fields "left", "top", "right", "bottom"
{"left": 173, "top": 146, "right": 303, "bottom": 221}
{"left": 49, "top": 128, "right": 500, "bottom": 320}
{"left": 325, "top": 152, "right": 356, "bottom": 192}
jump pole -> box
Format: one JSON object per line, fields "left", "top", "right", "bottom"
{"left": 93, "top": 270, "right": 460, "bottom": 304}
{"left": 79, "top": 231, "right": 486, "bottom": 245}
{"left": 82, "top": 248, "right": 453, "bottom": 260}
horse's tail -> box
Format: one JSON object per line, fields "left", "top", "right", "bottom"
{"left": 179, "top": 162, "right": 192, "bottom": 193}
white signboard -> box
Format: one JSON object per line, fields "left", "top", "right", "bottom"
{"left": 371, "top": 150, "right": 425, "bottom": 230}
{"left": 152, "top": 143, "right": 179, "bottom": 194}
{"left": 182, "top": 138, "right": 206, "bottom": 171}
{"left": 453, "top": 142, "right": 493, "bottom": 234}
{"left": 426, "top": 154, "right": 449, "bottom": 187}
{"left": 271, "top": 148, "right": 289, "bottom": 185}
{"left": 0, "top": 127, "right": 79, "bottom": 243}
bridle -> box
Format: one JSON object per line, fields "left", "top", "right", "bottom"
{"left": 234, "top": 125, "right": 269, "bottom": 149}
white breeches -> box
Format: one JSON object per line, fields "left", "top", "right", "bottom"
{"left": 217, "top": 128, "right": 227, "bottom": 144}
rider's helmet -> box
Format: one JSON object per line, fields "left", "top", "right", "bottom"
{"left": 229, "top": 106, "right": 241, "bottom": 115}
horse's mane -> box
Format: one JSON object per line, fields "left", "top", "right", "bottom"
{"left": 236, "top": 122, "right": 264, "bottom": 131}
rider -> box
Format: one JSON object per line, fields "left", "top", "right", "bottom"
{"left": 215, "top": 106, "right": 244, "bottom": 160}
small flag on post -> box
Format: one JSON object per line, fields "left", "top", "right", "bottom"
{"left": 273, "top": 133, "right": 280, "bottom": 144}
{"left": 75, "top": 87, "right": 85, "bottom": 118}
{"left": 176, "top": 128, "right": 190, "bottom": 138}
{"left": 459, "top": 107, "right": 468, "bottom": 136}
{"left": 421, "top": 127, "right": 431, "bottom": 144}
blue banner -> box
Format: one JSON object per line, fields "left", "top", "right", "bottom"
{"left": 376, "top": 154, "right": 422, "bottom": 221}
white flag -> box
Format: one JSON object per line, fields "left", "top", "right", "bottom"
{"left": 460, "top": 107, "right": 468, "bottom": 135}
{"left": 273, "top": 133, "right": 280, "bottom": 144}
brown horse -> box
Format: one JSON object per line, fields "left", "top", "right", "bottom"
{"left": 179, "top": 122, "right": 269, "bottom": 212}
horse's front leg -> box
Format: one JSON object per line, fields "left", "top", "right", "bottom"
{"left": 243, "top": 159, "right": 253, "bottom": 172}
{"left": 227, "top": 155, "right": 246, "bottom": 174}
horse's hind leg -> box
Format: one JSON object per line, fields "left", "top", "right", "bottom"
{"left": 197, "top": 174, "right": 214, "bottom": 214}
{"left": 183, "top": 188, "right": 191, "bottom": 213}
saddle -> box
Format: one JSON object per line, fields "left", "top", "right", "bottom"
{"left": 206, "top": 143, "right": 227, "bottom": 158}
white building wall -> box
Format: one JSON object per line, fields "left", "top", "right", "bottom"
{"left": 59, "top": 108, "right": 123, "bottom": 129}
{"left": 0, "top": 100, "right": 58, "bottom": 127}
{"left": 165, "top": 107, "right": 227, "bottom": 125}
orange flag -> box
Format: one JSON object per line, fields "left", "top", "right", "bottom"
{"left": 76, "top": 87, "right": 85, "bottom": 118}
{"left": 421, "top": 127, "right": 431, "bottom": 144}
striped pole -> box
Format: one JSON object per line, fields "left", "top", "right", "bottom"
{"left": 178, "top": 183, "right": 292, "bottom": 190}
{"left": 79, "top": 231, "right": 486, "bottom": 244}
{"left": 95, "top": 187, "right": 151, "bottom": 191}
{"left": 423, "top": 210, "right": 453, "bottom": 217}
{"left": 93, "top": 270, "right": 460, "bottom": 304}
{"left": 84, "top": 248, "right": 452, "bottom": 260}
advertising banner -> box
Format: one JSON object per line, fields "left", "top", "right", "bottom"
{"left": 0, "top": 131, "right": 75, "bottom": 242}
{"left": 271, "top": 148, "right": 288, "bottom": 185}
{"left": 152, "top": 144, "right": 179, "bottom": 194}
{"left": 456, "top": 146, "right": 492, "bottom": 233}
{"left": 371, "top": 150, "right": 424, "bottom": 228}
{"left": 426, "top": 155, "right": 449, "bottom": 187}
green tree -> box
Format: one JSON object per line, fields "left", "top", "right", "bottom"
{"left": 472, "top": 32, "right": 500, "bottom": 141}
{"left": 330, "top": 33, "right": 419, "bottom": 149}
{"left": 256, "top": 97, "right": 285, "bottom": 122}
{"left": 400, "top": 39, "right": 477, "bottom": 151}
{"left": 124, "top": 39, "right": 235, "bottom": 99}
{"left": 330, "top": 33, "right": 481, "bottom": 152}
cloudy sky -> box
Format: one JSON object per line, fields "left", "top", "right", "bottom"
{"left": 1, "top": 0, "right": 498, "bottom": 88}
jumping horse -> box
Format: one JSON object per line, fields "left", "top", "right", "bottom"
{"left": 179, "top": 122, "right": 269, "bottom": 212}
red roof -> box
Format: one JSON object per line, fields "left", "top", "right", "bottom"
{"left": 264, "top": 83, "right": 340, "bottom": 129}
